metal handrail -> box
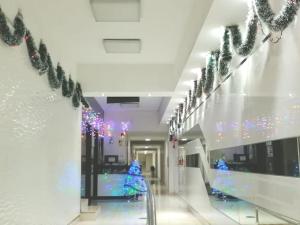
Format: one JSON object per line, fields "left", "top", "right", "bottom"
{"left": 145, "top": 179, "right": 157, "bottom": 225}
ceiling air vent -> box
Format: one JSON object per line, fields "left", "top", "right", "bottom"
{"left": 107, "top": 97, "right": 140, "bottom": 104}
{"left": 103, "top": 39, "right": 141, "bottom": 53}
{"left": 90, "top": 0, "right": 141, "bottom": 22}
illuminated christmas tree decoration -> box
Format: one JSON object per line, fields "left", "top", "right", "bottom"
{"left": 123, "top": 160, "right": 147, "bottom": 197}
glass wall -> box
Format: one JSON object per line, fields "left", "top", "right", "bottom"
{"left": 210, "top": 137, "right": 300, "bottom": 177}
{"left": 209, "top": 188, "right": 297, "bottom": 225}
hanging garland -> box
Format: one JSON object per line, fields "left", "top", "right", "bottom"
{"left": 254, "top": 0, "right": 300, "bottom": 32}
{"left": 75, "top": 83, "right": 90, "bottom": 108}
{"left": 1, "top": 8, "right": 89, "bottom": 109}
{"left": 62, "top": 75, "right": 74, "bottom": 98}
{"left": 218, "top": 28, "right": 232, "bottom": 77}
{"left": 191, "top": 80, "right": 197, "bottom": 108}
{"left": 196, "top": 68, "right": 206, "bottom": 98}
{"left": 179, "top": 103, "right": 183, "bottom": 124}
{"left": 39, "top": 41, "right": 49, "bottom": 73}
{"left": 227, "top": 14, "right": 258, "bottom": 56}
{"left": 72, "top": 83, "right": 82, "bottom": 108}
{"left": 214, "top": 50, "right": 220, "bottom": 72}
{"left": 47, "top": 55, "right": 63, "bottom": 89}
{"left": 25, "top": 30, "right": 44, "bottom": 72}
{"left": 0, "top": 8, "right": 25, "bottom": 46}
{"left": 184, "top": 97, "right": 188, "bottom": 119}
{"left": 203, "top": 51, "right": 218, "bottom": 94}
{"left": 188, "top": 89, "right": 192, "bottom": 111}
{"left": 168, "top": 1, "right": 300, "bottom": 135}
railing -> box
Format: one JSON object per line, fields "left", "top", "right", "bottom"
{"left": 145, "top": 179, "right": 157, "bottom": 225}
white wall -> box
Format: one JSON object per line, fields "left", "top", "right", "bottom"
{"left": 0, "top": 26, "right": 81, "bottom": 225}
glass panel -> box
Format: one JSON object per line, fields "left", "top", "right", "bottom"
{"left": 210, "top": 137, "right": 300, "bottom": 177}
{"left": 180, "top": 124, "right": 300, "bottom": 224}
{"left": 209, "top": 188, "right": 294, "bottom": 224}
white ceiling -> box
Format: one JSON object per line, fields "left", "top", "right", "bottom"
{"left": 1, "top": 0, "right": 207, "bottom": 63}
{"left": 2, "top": 0, "right": 255, "bottom": 126}
{"left": 95, "top": 97, "right": 163, "bottom": 112}
{"left": 1, "top": 0, "right": 212, "bottom": 99}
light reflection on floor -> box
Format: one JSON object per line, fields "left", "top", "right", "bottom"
{"left": 77, "top": 180, "right": 206, "bottom": 225}
{"left": 78, "top": 197, "right": 147, "bottom": 225}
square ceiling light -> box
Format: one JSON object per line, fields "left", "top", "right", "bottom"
{"left": 103, "top": 39, "right": 141, "bottom": 53}
{"left": 90, "top": 0, "right": 141, "bottom": 22}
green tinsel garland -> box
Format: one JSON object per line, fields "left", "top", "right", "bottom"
{"left": 0, "top": 9, "right": 25, "bottom": 46}
{"left": 191, "top": 80, "right": 197, "bottom": 108}
{"left": 179, "top": 103, "right": 183, "bottom": 123}
{"left": 62, "top": 75, "right": 70, "bottom": 97}
{"left": 38, "top": 41, "right": 49, "bottom": 73}
{"left": 68, "top": 77, "right": 75, "bottom": 97}
{"left": 61, "top": 75, "right": 68, "bottom": 97}
{"left": 0, "top": 8, "right": 89, "bottom": 109}
{"left": 203, "top": 51, "right": 218, "bottom": 94}
{"left": 47, "top": 54, "right": 62, "bottom": 89}
{"left": 254, "top": 0, "right": 300, "bottom": 32}
{"left": 76, "top": 83, "right": 90, "bottom": 108}
{"left": 214, "top": 50, "right": 220, "bottom": 72}
{"left": 25, "top": 30, "right": 42, "bottom": 71}
{"left": 56, "top": 63, "right": 65, "bottom": 87}
{"left": 62, "top": 75, "right": 75, "bottom": 98}
{"left": 218, "top": 28, "right": 232, "bottom": 77}
{"left": 168, "top": 0, "right": 300, "bottom": 132}
{"left": 184, "top": 97, "right": 188, "bottom": 118}
{"left": 227, "top": 14, "right": 258, "bottom": 56}
{"left": 196, "top": 68, "right": 206, "bottom": 98}
{"left": 25, "top": 30, "right": 47, "bottom": 74}
{"left": 188, "top": 90, "right": 192, "bottom": 111}
{"left": 72, "top": 83, "right": 81, "bottom": 108}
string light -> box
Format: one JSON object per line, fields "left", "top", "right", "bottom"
{"left": 82, "top": 108, "right": 130, "bottom": 138}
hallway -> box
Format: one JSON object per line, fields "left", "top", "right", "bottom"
{"left": 1, "top": 0, "right": 300, "bottom": 224}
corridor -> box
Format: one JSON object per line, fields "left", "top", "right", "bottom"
{"left": 1, "top": 0, "right": 300, "bottom": 224}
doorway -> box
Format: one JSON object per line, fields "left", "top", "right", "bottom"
{"left": 136, "top": 150, "right": 157, "bottom": 177}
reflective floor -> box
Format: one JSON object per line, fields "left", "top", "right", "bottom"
{"left": 77, "top": 181, "right": 206, "bottom": 225}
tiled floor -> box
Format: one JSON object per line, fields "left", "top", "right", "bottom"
{"left": 155, "top": 194, "right": 206, "bottom": 225}
{"left": 78, "top": 198, "right": 147, "bottom": 225}
{"left": 77, "top": 181, "right": 206, "bottom": 225}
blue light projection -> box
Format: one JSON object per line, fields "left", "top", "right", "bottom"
{"left": 123, "top": 160, "right": 147, "bottom": 196}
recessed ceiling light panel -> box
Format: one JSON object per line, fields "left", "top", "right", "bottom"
{"left": 90, "top": 0, "right": 141, "bottom": 22}
{"left": 103, "top": 39, "right": 141, "bottom": 53}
